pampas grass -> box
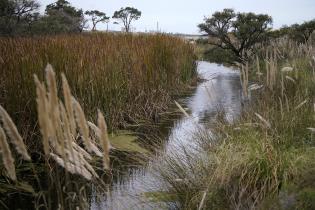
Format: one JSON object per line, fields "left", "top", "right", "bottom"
{"left": 97, "top": 110, "right": 110, "bottom": 170}
{"left": 32, "top": 64, "right": 111, "bottom": 179}
{"left": 0, "top": 127, "right": 16, "bottom": 180}
{"left": 0, "top": 105, "right": 30, "bottom": 160}
{"left": 0, "top": 64, "right": 108, "bottom": 182}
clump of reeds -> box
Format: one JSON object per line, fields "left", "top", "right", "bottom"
{"left": 0, "top": 105, "right": 31, "bottom": 180}
{"left": 34, "top": 64, "right": 111, "bottom": 180}
{"left": 157, "top": 37, "right": 315, "bottom": 209}
{"left": 0, "top": 33, "right": 196, "bottom": 146}
{"left": 0, "top": 64, "right": 111, "bottom": 182}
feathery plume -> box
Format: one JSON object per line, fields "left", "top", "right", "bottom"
{"left": 295, "top": 99, "right": 308, "bottom": 110}
{"left": 97, "top": 110, "right": 110, "bottom": 170}
{"left": 62, "top": 73, "right": 76, "bottom": 135}
{"left": 72, "top": 97, "right": 92, "bottom": 152}
{"left": 34, "top": 75, "right": 50, "bottom": 155}
{"left": 0, "top": 127, "right": 16, "bottom": 180}
{"left": 255, "top": 113, "right": 271, "bottom": 128}
{"left": 175, "top": 101, "right": 190, "bottom": 117}
{"left": 0, "top": 105, "right": 30, "bottom": 160}
{"left": 50, "top": 153, "right": 92, "bottom": 180}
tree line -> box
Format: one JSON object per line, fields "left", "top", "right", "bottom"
{"left": 198, "top": 8, "right": 315, "bottom": 64}
{"left": 0, "top": 0, "right": 141, "bottom": 36}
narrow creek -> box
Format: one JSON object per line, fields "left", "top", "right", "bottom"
{"left": 91, "top": 61, "right": 242, "bottom": 209}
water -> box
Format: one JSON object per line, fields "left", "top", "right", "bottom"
{"left": 91, "top": 61, "right": 242, "bottom": 210}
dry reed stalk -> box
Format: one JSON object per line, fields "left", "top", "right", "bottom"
{"left": 174, "top": 100, "right": 190, "bottom": 117}
{"left": 61, "top": 74, "right": 76, "bottom": 135}
{"left": 256, "top": 55, "right": 261, "bottom": 81}
{"left": 0, "top": 105, "right": 30, "bottom": 160}
{"left": 0, "top": 127, "right": 16, "bottom": 180}
{"left": 279, "top": 97, "right": 284, "bottom": 120}
{"left": 50, "top": 153, "right": 92, "bottom": 180}
{"left": 240, "top": 64, "right": 249, "bottom": 98}
{"left": 97, "top": 110, "right": 110, "bottom": 170}
{"left": 72, "top": 97, "right": 92, "bottom": 153}
{"left": 34, "top": 75, "right": 50, "bottom": 155}
{"left": 33, "top": 64, "right": 111, "bottom": 180}
{"left": 266, "top": 50, "right": 269, "bottom": 87}
{"left": 254, "top": 113, "right": 271, "bottom": 129}
{"left": 294, "top": 99, "right": 308, "bottom": 110}
{"left": 307, "top": 128, "right": 315, "bottom": 133}
{"left": 285, "top": 76, "right": 296, "bottom": 84}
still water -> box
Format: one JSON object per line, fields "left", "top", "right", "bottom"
{"left": 91, "top": 61, "right": 242, "bottom": 209}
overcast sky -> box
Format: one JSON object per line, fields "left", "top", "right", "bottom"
{"left": 39, "top": 0, "right": 315, "bottom": 34}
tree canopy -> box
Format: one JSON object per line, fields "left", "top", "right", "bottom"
{"left": 288, "top": 20, "right": 315, "bottom": 43}
{"left": 0, "top": 0, "right": 40, "bottom": 35}
{"left": 112, "top": 7, "right": 141, "bottom": 32}
{"left": 85, "top": 10, "right": 109, "bottom": 31}
{"left": 41, "top": 0, "right": 86, "bottom": 33}
{"left": 198, "top": 9, "right": 272, "bottom": 63}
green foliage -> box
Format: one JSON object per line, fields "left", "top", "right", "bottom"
{"left": 112, "top": 7, "right": 141, "bottom": 32}
{"left": 0, "top": 0, "right": 87, "bottom": 36}
{"left": 0, "top": 0, "right": 40, "bottom": 36}
{"left": 198, "top": 8, "right": 272, "bottom": 63}
{"left": 85, "top": 10, "right": 109, "bottom": 31}
{"left": 288, "top": 20, "right": 315, "bottom": 43}
{"left": 42, "top": 0, "right": 86, "bottom": 33}
{"left": 158, "top": 39, "right": 315, "bottom": 209}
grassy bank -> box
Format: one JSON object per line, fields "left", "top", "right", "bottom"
{"left": 0, "top": 33, "right": 196, "bottom": 146}
{"left": 0, "top": 33, "right": 196, "bottom": 209}
{"left": 158, "top": 38, "right": 315, "bottom": 209}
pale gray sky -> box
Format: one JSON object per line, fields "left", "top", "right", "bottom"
{"left": 39, "top": 0, "right": 315, "bottom": 34}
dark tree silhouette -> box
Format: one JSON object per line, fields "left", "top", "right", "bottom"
{"left": 198, "top": 8, "right": 272, "bottom": 63}
{"left": 112, "top": 7, "right": 141, "bottom": 32}
{"left": 85, "top": 10, "right": 109, "bottom": 31}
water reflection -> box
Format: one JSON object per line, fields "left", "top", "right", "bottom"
{"left": 91, "top": 62, "right": 242, "bottom": 210}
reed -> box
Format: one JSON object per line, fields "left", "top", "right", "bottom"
{"left": 0, "top": 33, "right": 196, "bottom": 148}
{"left": 157, "top": 37, "right": 315, "bottom": 209}
{"left": 0, "top": 64, "right": 113, "bottom": 208}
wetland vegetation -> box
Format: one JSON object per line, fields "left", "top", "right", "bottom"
{"left": 0, "top": 0, "right": 315, "bottom": 209}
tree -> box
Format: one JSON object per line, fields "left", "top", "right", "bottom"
{"left": 42, "top": 0, "right": 86, "bottom": 33}
{"left": 112, "top": 7, "right": 141, "bottom": 32}
{"left": 85, "top": 10, "right": 109, "bottom": 31}
{"left": 0, "top": 0, "right": 40, "bottom": 35}
{"left": 198, "top": 9, "right": 272, "bottom": 63}
{"left": 289, "top": 20, "right": 315, "bottom": 43}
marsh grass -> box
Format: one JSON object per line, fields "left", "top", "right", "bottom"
{"left": 0, "top": 33, "right": 196, "bottom": 209}
{"left": 157, "top": 37, "right": 315, "bottom": 209}
{"left": 0, "top": 33, "right": 196, "bottom": 148}
{"left": 0, "top": 64, "right": 113, "bottom": 209}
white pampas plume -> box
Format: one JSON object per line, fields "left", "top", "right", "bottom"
{"left": 307, "top": 128, "right": 315, "bottom": 133}
{"left": 72, "top": 97, "right": 92, "bottom": 152}
{"left": 0, "top": 127, "right": 16, "bottom": 180}
{"left": 50, "top": 153, "right": 92, "bottom": 180}
{"left": 255, "top": 113, "right": 271, "bottom": 128}
{"left": 285, "top": 76, "right": 296, "bottom": 84}
{"left": 97, "top": 110, "right": 110, "bottom": 170}
{"left": 0, "top": 105, "right": 30, "bottom": 160}
{"left": 175, "top": 100, "right": 190, "bottom": 117}
{"left": 34, "top": 75, "right": 50, "bottom": 155}
{"left": 61, "top": 73, "right": 76, "bottom": 135}
{"left": 281, "top": 66, "right": 293, "bottom": 72}
{"left": 295, "top": 99, "right": 308, "bottom": 110}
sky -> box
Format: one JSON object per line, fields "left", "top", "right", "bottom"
{"left": 39, "top": 0, "right": 315, "bottom": 34}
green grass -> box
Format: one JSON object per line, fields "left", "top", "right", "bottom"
{"left": 156, "top": 37, "right": 315, "bottom": 209}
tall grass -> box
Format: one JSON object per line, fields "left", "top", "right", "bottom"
{"left": 0, "top": 65, "right": 111, "bottom": 209}
{"left": 0, "top": 33, "right": 196, "bottom": 146}
{"left": 157, "top": 37, "right": 315, "bottom": 209}
{"left": 0, "top": 33, "right": 196, "bottom": 209}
